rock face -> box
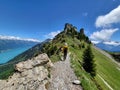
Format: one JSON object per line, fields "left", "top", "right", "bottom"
{"left": 0, "top": 53, "right": 53, "bottom": 90}
{"left": 80, "top": 28, "right": 84, "bottom": 35}
{"left": 64, "top": 23, "right": 73, "bottom": 31}
{"left": 64, "top": 23, "right": 77, "bottom": 33}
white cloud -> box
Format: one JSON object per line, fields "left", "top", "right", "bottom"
{"left": 45, "top": 30, "right": 61, "bottom": 39}
{"left": 91, "top": 40, "right": 100, "bottom": 44}
{"left": 91, "top": 40, "right": 120, "bottom": 46}
{"left": 103, "top": 41, "right": 120, "bottom": 46}
{"left": 96, "top": 5, "right": 120, "bottom": 27}
{"left": 90, "top": 28, "right": 119, "bottom": 41}
{"left": 0, "top": 35, "right": 40, "bottom": 42}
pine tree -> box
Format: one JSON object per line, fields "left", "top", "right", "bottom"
{"left": 82, "top": 45, "right": 96, "bottom": 77}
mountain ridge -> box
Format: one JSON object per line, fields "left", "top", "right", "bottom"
{"left": 95, "top": 41, "right": 120, "bottom": 52}
{"left": 0, "top": 39, "right": 39, "bottom": 52}
{"left": 0, "top": 23, "right": 120, "bottom": 90}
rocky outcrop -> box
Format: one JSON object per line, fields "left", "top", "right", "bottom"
{"left": 0, "top": 53, "right": 53, "bottom": 90}
{"left": 64, "top": 23, "right": 73, "bottom": 31}
{"left": 80, "top": 28, "right": 84, "bottom": 35}
{"left": 64, "top": 23, "right": 77, "bottom": 34}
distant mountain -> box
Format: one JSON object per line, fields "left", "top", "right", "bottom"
{"left": 95, "top": 41, "right": 120, "bottom": 52}
{"left": 0, "top": 39, "right": 39, "bottom": 52}
{"left": 111, "top": 45, "right": 120, "bottom": 52}
{"left": 42, "top": 39, "right": 52, "bottom": 43}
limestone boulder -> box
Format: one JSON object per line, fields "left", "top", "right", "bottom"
{"left": 0, "top": 53, "right": 53, "bottom": 90}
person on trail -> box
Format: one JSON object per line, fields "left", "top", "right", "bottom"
{"left": 63, "top": 43, "right": 68, "bottom": 60}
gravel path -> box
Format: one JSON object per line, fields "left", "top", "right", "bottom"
{"left": 48, "top": 53, "right": 82, "bottom": 90}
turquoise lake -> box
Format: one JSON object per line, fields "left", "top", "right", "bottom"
{"left": 0, "top": 47, "right": 31, "bottom": 64}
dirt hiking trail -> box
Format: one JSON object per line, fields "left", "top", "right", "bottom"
{"left": 48, "top": 53, "right": 82, "bottom": 90}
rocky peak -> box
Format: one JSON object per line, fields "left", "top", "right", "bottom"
{"left": 64, "top": 23, "right": 73, "bottom": 31}
{"left": 0, "top": 53, "right": 53, "bottom": 90}
{"left": 80, "top": 28, "right": 85, "bottom": 35}
{"left": 64, "top": 23, "right": 77, "bottom": 35}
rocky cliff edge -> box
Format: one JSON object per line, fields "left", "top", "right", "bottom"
{"left": 0, "top": 53, "right": 53, "bottom": 90}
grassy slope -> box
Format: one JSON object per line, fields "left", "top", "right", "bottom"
{"left": 92, "top": 47, "right": 120, "bottom": 90}
{"left": 66, "top": 37, "right": 120, "bottom": 90}
{"left": 70, "top": 48, "right": 98, "bottom": 90}
{"left": 109, "top": 52, "right": 120, "bottom": 62}
{"left": 48, "top": 35, "right": 120, "bottom": 90}
{"left": 63, "top": 37, "right": 98, "bottom": 90}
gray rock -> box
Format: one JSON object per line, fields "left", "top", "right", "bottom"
{"left": 0, "top": 53, "right": 53, "bottom": 90}
{"left": 73, "top": 80, "right": 81, "bottom": 85}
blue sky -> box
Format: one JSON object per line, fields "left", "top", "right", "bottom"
{"left": 0, "top": 0, "right": 120, "bottom": 44}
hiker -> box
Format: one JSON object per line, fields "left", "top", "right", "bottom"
{"left": 63, "top": 43, "right": 68, "bottom": 60}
